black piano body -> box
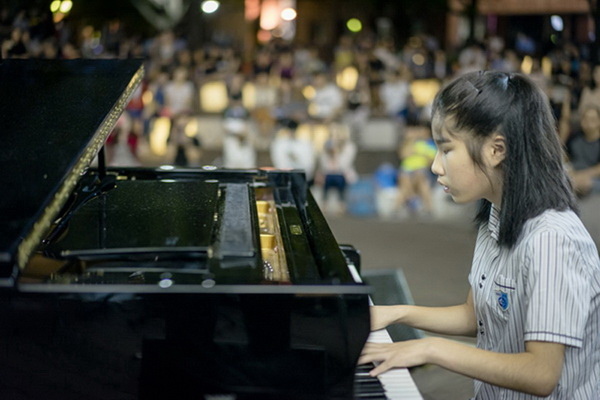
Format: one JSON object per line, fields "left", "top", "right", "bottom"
{"left": 0, "top": 59, "right": 371, "bottom": 399}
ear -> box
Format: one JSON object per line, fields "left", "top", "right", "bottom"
{"left": 486, "top": 133, "right": 506, "bottom": 168}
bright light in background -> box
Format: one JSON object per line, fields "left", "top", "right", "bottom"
{"left": 50, "top": 1, "right": 61, "bottom": 12}
{"left": 256, "top": 0, "right": 297, "bottom": 41}
{"left": 260, "top": 0, "right": 280, "bottom": 30}
{"left": 302, "top": 85, "right": 316, "bottom": 100}
{"left": 142, "top": 90, "right": 154, "bottom": 105}
{"left": 201, "top": 0, "right": 220, "bottom": 14}
{"left": 199, "top": 81, "right": 228, "bottom": 112}
{"left": 59, "top": 0, "right": 73, "bottom": 13}
{"left": 542, "top": 56, "right": 553, "bottom": 77}
{"left": 245, "top": 0, "right": 260, "bottom": 20}
{"left": 412, "top": 53, "right": 425, "bottom": 66}
{"left": 346, "top": 18, "right": 362, "bottom": 33}
{"left": 50, "top": 0, "right": 73, "bottom": 22}
{"left": 184, "top": 118, "right": 199, "bottom": 138}
{"left": 296, "top": 123, "right": 330, "bottom": 152}
{"left": 550, "top": 15, "right": 563, "bottom": 32}
{"left": 149, "top": 117, "right": 171, "bottom": 156}
{"left": 257, "top": 29, "right": 272, "bottom": 43}
{"left": 281, "top": 7, "right": 296, "bottom": 21}
{"left": 521, "top": 55, "right": 533, "bottom": 74}
{"left": 410, "top": 79, "right": 441, "bottom": 108}
{"left": 336, "top": 66, "right": 359, "bottom": 91}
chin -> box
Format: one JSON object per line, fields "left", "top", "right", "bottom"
{"left": 450, "top": 195, "right": 472, "bottom": 205}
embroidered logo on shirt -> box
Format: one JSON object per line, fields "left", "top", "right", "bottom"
{"left": 496, "top": 290, "right": 509, "bottom": 311}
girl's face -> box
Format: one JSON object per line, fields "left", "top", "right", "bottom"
{"left": 430, "top": 114, "right": 504, "bottom": 206}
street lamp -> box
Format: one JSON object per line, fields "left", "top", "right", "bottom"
{"left": 201, "top": 0, "right": 220, "bottom": 14}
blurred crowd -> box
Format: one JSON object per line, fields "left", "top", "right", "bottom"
{"left": 2, "top": 6, "right": 600, "bottom": 217}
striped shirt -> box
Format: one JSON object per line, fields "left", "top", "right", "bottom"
{"left": 469, "top": 205, "right": 600, "bottom": 399}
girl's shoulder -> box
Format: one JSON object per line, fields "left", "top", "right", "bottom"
{"left": 522, "top": 208, "right": 597, "bottom": 254}
{"left": 524, "top": 208, "right": 582, "bottom": 235}
{"left": 519, "top": 209, "right": 600, "bottom": 277}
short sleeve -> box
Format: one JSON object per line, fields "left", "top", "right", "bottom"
{"left": 524, "top": 230, "right": 590, "bottom": 348}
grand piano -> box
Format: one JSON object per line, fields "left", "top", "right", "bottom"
{"left": 0, "top": 58, "right": 421, "bottom": 399}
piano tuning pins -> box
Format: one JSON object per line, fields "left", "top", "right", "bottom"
{"left": 256, "top": 201, "right": 274, "bottom": 234}
{"left": 263, "top": 260, "right": 274, "bottom": 280}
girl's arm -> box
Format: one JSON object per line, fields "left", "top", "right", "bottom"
{"left": 360, "top": 338, "right": 565, "bottom": 397}
{"left": 370, "top": 289, "right": 477, "bottom": 337}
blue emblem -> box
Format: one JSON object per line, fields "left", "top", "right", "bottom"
{"left": 496, "top": 291, "right": 509, "bottom": 311}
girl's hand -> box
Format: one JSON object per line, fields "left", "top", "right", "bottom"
{"left": 358, "top": 338, "right": 436, "bottom": 376}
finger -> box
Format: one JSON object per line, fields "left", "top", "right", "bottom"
{"left": 357, "top": 355, "right": 369, "bottom": 365}
{"left": 357, "top": 353, "right": 381, "bottom": 365}
{"left": 369, "top": 361, "right": 391, "bottom": 377}
{"left": 361, "top": 342, "right": 389, "bottom": 353}
{"left": 360, "top": 349, "right": 388, "bottom": 362}
{"left": 360, "top": 345, "right": 393, "bottom": 361}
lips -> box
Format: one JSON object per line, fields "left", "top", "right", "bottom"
{"left": 437, "top": 180, "right": 450, "bottom": 193}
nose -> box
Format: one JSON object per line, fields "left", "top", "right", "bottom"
{"left": 431, "top": 151, "right": 444, "bottom": 176}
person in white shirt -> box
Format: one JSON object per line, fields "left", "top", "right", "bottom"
{"left": 163, "top": 66, "right": 198, "bottom": 165}
{"left": 308, "top": 71, "right": 344, "bottom": 124}
{"left": 270, "top": 119, "right": 316, "bottom": 183}
{"left": 379, "top": 66, "right": 412, "bottom": 122}
{"left": 361, "top": 71, "right": 600, "bottom": 399}
{"left": 222, "top": 99, "right": 256, "bottom": 169}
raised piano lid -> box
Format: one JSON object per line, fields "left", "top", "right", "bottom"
{"left": 0, "top": 59, "right": 144, "bottom": 286}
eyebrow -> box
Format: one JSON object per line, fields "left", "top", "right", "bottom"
{"left": 433, "top": 136, "right": 451, "bottom": 146}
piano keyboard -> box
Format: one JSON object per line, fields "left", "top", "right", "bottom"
{"left": 355, "top": 363, "right": 388, "bottom": 399}
{"left": 355, "top": 328, "right": 424, "bottom": 400}
{"left": 347, "top": 264, "right": 423, "bottom": 400}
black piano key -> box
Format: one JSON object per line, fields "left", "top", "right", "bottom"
{"left": 356, "top": 381, "right": 385, "bottom": 391}
{"left": 354, "top": 363, "right": 388, "bottom": 400}
{"left": 355, "top": 364, "right": 375, "bottom": 372}
{"left": 355, "top": 375, "right": 380, "bottom": 383}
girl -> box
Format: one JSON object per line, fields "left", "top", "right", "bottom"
{"left": 359, "top": 71, "right": 600, "bottom": 399}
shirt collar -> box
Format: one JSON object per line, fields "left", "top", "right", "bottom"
{"left": 488, "top": 204, "right": 501, "bottom": 242}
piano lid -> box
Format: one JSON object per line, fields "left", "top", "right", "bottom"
{"left": 0, "top": 59, "right": 144, "bottom": 283}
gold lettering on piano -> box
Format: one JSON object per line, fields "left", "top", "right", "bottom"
{"left": 289, "top": 225, "right": 302, "bottom": 235}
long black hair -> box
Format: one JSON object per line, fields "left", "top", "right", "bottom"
{"left": 432, "top": 71, "right": 578, "bottom": 248}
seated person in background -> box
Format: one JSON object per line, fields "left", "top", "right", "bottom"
{"left": 379, "top": 66, "right": 412, "bottom": 123}
{"left": 164, "top": 66, "right": 200, "bottom": 166}
{"left": 222, "top": 97, "right": 256, "bottom": 169}
{"left": 396, "top": 125, "right": 436, "bottom": 216}
{"left": 270, "top": 118, "right": 316, "bottom": 184}
{"left": 314, "top": 132, "right": 358, "bottom": 214}
{"left": 308, "top": 70, "right": 345, "bottom": 125}
{"left": 566, "top": 105, "right": 600, "bottom": 197}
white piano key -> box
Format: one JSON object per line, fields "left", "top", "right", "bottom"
{"left": 347, "top": 264, "right": 423, "bottom": 400}
{"left": 367, "top": 328, "right": 424, "bottom": 400}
